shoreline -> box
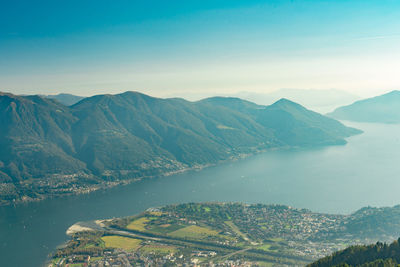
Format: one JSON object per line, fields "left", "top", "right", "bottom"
{"left": 1, "top": 147, "right": 274, "bottom": 207}
{"left": 46, "top": 202, "right": 400, "bottom": 267}
{"left": 0, "top": 136, "right": 356, "bottom": 208}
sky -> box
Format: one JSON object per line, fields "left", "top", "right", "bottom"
{"left": 1, "top": 0, "right": 400, "bottom": 98}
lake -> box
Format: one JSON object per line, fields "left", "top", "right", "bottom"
{"left": 1, "top": 121, "right": 400, "bottom": 267}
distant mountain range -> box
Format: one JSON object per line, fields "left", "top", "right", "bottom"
{"left": 329, "top": 90, "right": 400, "bottom": 123}
{"left": 0, "top": 91, "right": 361, "bottom": 204}
{"left": 44, "top": 93, "right": 85, "bottom": 106}
{"left": 42, "top": 88, "right": 361, "bottom": 113}
{"left": 233, "top": 89, "right": 360, "bottom": 113}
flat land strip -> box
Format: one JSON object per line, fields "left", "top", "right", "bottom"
{"left": 51, "top": 202, "right": 398, "bottom": 266}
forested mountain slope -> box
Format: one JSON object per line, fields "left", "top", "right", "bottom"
{"left": 0, "top": 91, "right": 361, "bottom": 204}
{"left": 309, "top": 239, "right": 400, "bottom": 267}
{"left": 329, "top": 91, "right": 400, "bottom": 124}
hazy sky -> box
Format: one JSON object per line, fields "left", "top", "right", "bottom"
{"left": 1, "top": 0, "right": 400, "bottom": 97}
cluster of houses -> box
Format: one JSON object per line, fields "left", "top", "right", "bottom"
{"left": 52, "top": 249, "right": 259, "bottom": 267}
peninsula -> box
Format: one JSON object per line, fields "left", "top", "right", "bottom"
{"left": 50, "top": 202, "right": 400, "bottom": 266}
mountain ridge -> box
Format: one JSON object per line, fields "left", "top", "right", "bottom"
{"left": 0, "top": 91, "right": 361, "bottom": 205}
{"left": 329, "top": 90, "right": 400, "bottom": 123}
{"left": 45, "top": 93, "right": 85, "bottom": 106}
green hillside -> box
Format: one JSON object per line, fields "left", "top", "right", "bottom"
{"left": 329, "top": 91, "right": 400, "bottom": 124}
{"left": 0, "top": 91, "right": 361, "bottom": 204}
{"left": 309, "top": 239, "right": 400, "bottom": 267}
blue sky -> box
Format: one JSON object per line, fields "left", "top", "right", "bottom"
{"left": 1, "top": 0, "right": 400, "bottom": 97}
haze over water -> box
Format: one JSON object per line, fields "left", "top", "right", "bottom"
{"left": 1, "top": 121, "right": 400, "bottom": 267}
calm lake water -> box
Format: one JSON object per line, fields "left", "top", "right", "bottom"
{"left": 1, "top": 122, "right": 400, "bottom": 267}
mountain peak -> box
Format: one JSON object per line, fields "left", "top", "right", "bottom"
{"left": 273, "top": 98, "right": 296, "bottom": 104}
{"left": 269, "top": 98, "right": 305, "bottom": 110}
{"left": 119, "top": 91, "right": 151, "bottom": 97}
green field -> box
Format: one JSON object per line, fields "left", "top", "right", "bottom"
{"left": 126, "top": 217, "right": 150, "bottom": 231}
{"left": 101, "top": 236, "right": 142, "bottom": 251}
{"left": 147, "top": 223, "right": 185, "bottom": 234}
{"left": 169, "top": 225, "right": 219, "bottom": 239}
